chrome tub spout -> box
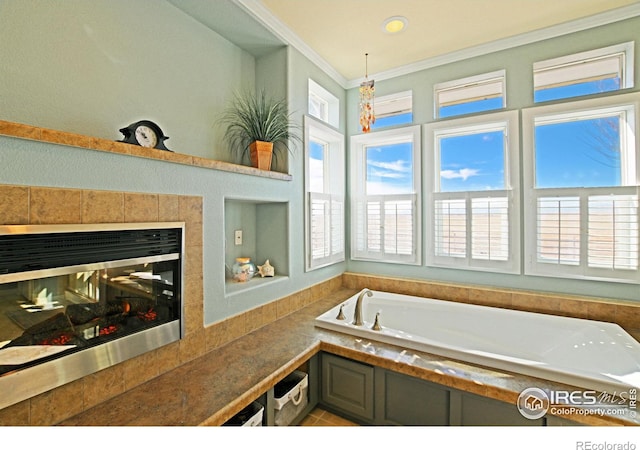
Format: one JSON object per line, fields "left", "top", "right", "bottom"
{"left": 352, "top": 288, "right": 373, "bottom": 326}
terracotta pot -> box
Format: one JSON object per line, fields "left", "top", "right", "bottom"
{"left": 249, "top": 140, "right": 274, "bottom": 171}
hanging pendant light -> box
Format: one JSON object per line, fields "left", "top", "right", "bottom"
{"left": 359, "top": 53, "right": 375, "bottom": 133}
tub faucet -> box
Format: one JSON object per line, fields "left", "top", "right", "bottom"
{"left": 352, "top": 289, "right": 373, "bottom": 326}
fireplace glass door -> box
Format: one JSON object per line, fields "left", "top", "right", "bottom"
{"left": 0, "top": 255, "right": 180, "bottom": 375}
{"left": 0, "top": 224, "right": 183, "bottom": 384}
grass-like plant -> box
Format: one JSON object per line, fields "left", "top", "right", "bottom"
{"left": 218, "top": 90, "right": 300, "bottom": 167}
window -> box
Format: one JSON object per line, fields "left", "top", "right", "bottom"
{"left": 304, "top": 116, "right": 345, "bottom": 270}
{"left": 434, "top": 70, "right": 506, "bottom": 119}
{"left": 523, "top": 93, "right": 640, "bottom": 283}
{"left": 533, "top": 42, "right": 634, "bottom": 103}
{"left": 308, "top": 79, "right": 339, "bottom": 128}
{"left": 371, "top": 90, "right": 412, "bottom": 129}
{"left": 425, "top": 111, "right": 520, "bottom": 273}
{"left": 351, "top": 126, "right": 421, "bottom": 263}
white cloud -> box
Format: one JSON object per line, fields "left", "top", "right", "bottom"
{"left": 367, "top": 160, "right": 411, "bottom": 180}
{"left": 368, "top": 159, "right": 410, "bottom": 174}
{"left": 440, "top": 168, "right": 480, "bottom": 181}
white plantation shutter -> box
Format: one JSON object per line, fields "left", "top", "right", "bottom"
{"left": 309, "top": 193, "right": 344, "bottom": 266}
{"left": 432, "top": 193, "right": 511, "bottom": 266}
{"left": 588, "top": 194, "right": 639, "bottom": 271}
{"left": 310, "top": 193, "right": 331, "bottom": 260}
{"left": 434, "top": 198, "right": 466, "bottom": 258}
{"left": 536, "top": 196, "right": 581, "bottom": 266}
{"left": 530, "top": 189, "right": 639, "bottom": 281}
{"left": 471, "top": 196, "right": 509, "bottom": 261}
{"left": 331, "top": 197, "right": 344, "bottom": 257}
{"left": 365, "top": 200, "right": 381, "bottom": 253}
{"left": 353, "top": 195, "right": 417, "bottom": 262}
{"left": 384, "top": 197, "right": 414, "bottom": 256}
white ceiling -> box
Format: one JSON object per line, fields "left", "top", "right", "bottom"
{"left": 240, "top": 0, "right": 640, "bottom": 85}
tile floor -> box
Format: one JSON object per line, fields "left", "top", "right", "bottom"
{"left": 298, "top": 407, "right": 358, "bottom": 426}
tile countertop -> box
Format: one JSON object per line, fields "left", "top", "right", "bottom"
{"left": 60, "top": 288, "right": 639, "bottom": 427}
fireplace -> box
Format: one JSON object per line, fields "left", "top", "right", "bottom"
{"left": 0, "top": 222, "right": 183, "bottom": 410}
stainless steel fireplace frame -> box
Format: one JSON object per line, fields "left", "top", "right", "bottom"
{"left": 0, "top": 253, "right": 180, "bottom": 284}
{"left": 0, "top": 222, "right": 185, "bottom": 411}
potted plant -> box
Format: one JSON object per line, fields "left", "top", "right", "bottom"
{"left": 218, "top": 90, "right": 300, "bottom": 171}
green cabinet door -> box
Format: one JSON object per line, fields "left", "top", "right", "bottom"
{"left": 320, "top": 353, "right": 375, "bottom": 422}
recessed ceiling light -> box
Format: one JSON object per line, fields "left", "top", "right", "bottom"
{"left": 382, "top": 16, "right": 408, "bottom": 34}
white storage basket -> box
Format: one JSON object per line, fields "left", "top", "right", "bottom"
{"left": 224, "top": 401, "right": 264, "bottom": 426}
{"left": 273, "top": 370, "right": 308, "bottom": 426}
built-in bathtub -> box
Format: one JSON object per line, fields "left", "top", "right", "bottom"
{"left": 315, "top": 289, "right": 640, "bottom": 395}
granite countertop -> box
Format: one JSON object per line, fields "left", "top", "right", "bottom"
{"left": 60, "top": 288, "right": 638, "bottom": 426}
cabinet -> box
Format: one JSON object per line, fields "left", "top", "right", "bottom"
{"left": 375, "top": 367, "right": 450, "bottom": 425}
{"left": 321, "top": 353, "right": 374, "bottom": 422}
{"left": 457, "top": 391, "right": 542, "bottom": 426}
{"left": 319, "top": 352, "right": 545, "bottom": 426}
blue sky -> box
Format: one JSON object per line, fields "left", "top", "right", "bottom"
{"left": 365, "top": 141, "right": 413, "bottom": 195}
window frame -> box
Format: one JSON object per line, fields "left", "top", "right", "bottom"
{"left": 522, "top": 92, "right": 640, "bottom": 283}
{"left": 533, "top": 41, "right": 634, "bottom": 103}
{"left": 370, "top": 90, "right": 413, "bottom": 130}
{"left": 304, "top": 115, "right": 345, "bottom": 271}
{"left": 350, "top": 125, "right": 422, "bottom": 264}
{"left": 308, "top": 79, "right": 339, "bottom": 128}
{"left": 424, "top": 110, "right": 521, "bottom": 273}
{"left": 434, "top": 70, "right": 506, "bottom": 119}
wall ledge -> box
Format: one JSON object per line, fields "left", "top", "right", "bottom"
{"left": 0, "top": 120, "right": 292, "bottom": 181}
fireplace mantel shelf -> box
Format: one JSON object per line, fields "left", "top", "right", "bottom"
{"left": 0, "top": 120, "right": 292, "bottom": 181}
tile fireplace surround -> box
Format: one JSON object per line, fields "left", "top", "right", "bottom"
{"left": 0, "top": 183, "right": 206, "bottom": 424}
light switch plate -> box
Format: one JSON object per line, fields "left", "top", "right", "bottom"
{"left": 234, "top": 230, "right": 242, "bottom": 245}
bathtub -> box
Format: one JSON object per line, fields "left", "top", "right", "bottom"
{"left": 315, "top": 289, "right": 640, "bottom": 394}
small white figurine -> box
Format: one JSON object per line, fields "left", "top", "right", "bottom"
{"left": 257, "top": 259, "right": 275, "bottom": 277}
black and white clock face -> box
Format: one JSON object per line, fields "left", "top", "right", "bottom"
{"left": 135, "top": 125, "right": 158, "bottom": 148}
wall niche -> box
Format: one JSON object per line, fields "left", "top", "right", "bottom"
{"left": 224, "top": 198, "right": 289, "bottom": 296}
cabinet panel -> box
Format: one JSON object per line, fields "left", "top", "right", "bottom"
{"left": 321, "top": 353, "right": 374, "bottom": 421}
{"left": 375, "top": 368, "right": 450, "bottom": 425}
{"left": 459, "top": 392, "right": 543, "bottom": 426}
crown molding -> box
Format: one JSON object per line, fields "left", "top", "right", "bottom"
{"left": 235, "top": 0, "right": 640, "bottom": 90}
{"left": 233, "top": 0, "right": 348, "bottom": 87}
